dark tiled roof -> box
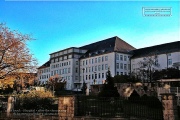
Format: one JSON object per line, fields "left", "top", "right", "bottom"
{"left": 38, "top": 60, "right": 50, "bottom": 69}
{"left": 131, "top": 41, "right": 180, "bottom": 58}
{"left": 79, "top": 36, "right": 136, "bottom": 58}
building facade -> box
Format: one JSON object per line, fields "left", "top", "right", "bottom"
{"left": 131, "top": 41, "right": 180, "bottom": 81}
{"left": 37, "top": 36, "right": 180, "bottom": 92}
{"left": 37, "top": 61, "right": 50, "bottom": 85}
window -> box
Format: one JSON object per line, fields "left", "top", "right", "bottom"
{"left": 89, "top": 67, "right": 91, "bottom": 72}
{"left": 86, "top": 75, "right": 88, "bottom": 80}
{"left": 76, "top": 61, "right": 78, "bottom": 65}
{"left": 92, "top": 59, "right": 94, "bottom": 64}
{"left": 124, "top": 64, "right": 127, "bottom": 70}
{"left": 92, "top": 74, "right": 94, "bottom": 79}
{"left": 102, "top": 56, "right": 104, "bottom": 62}
{"left": 83, "top": 61, "right": 85, "bottom": 66}
{"left": 75, "top": 76, "right": 78, "bottom": 80}
{"left": 61, "top": 69, "right": 63, "bottom": 74}
{"left": 95, "top": 58, "right": 97, "bottom": 63}
{"left": 102, "top": 64, "right": 104, "bottom": 70}
{"left": 102, "top": 73, "right": 104, "bottom": 78}
{"left": 89, "top": 59, "right": 91, "bottom": 64}
{"left": 168, "top": 59, "right": 172, "bottom": 65}
{"left": 116, "top": 54, "right": 119, "bottom": 60}
{"left": 116, "top": 63, "right": 119, "bottom": 69}
{"left": 98, "top": 57, "right": 101, "bottom": 63}
{"left": 99, "top": 73, "right": 101, "bottom": 78}
{"left": 95, "top": 66, "right": 97, "bottom": 71}
{"left": 98, "top": 65, "right": 101, "bottom": 71}
{"left": 120, "top": 55, "right": 123, "bottom": 61}
{"left": 124, "top": 56, "right": 127, "bottom": 61}
{"left": 105, "top": 64, "right": 108, "bottom": 70}
{"left": 92, "top": 66, "right": 94, "bottom": 72}
{"left": 75, "top": 68, "right": 78, "bottom": 73}
{"left": 121, "top": 72, "right": 123, "bottom": 75}
{"left": 89, "top": 75, "right": 91, "bottom": 80}
{"left": 65, "top": 68, "right": 67, "bottom": 74}
{"left": 86, "top": 67, "right": 88, "bottom": 73}
{"left": 105, "top": 56, "right": 108, "bottom": 61}
{"left": 120, "top": 63, "right": 123, "bottom": 69}
{"left": 59, "top": 69, "right": 61, "bottom": 75}
{"left": 82, "top": 68, "right": 85, "bottom": 73}
{"left": 95, "top": 74, "right": 97, "bottom": 79}
{"left": 86, "top": 60, "right": 88, "bottom": 65}
{"left": 117, "top": 72, "right": 119, "bottom": 75}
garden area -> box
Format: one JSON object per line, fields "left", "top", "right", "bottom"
{"left": 0, "top": 90, "right": 59, "bottom": 119}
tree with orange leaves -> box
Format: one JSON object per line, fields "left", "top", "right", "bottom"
{"left": 47, "top": 74, "right": 66, "bottom": 96}
{"left": 0, "top": 23, "right": 37, "bottom": 82}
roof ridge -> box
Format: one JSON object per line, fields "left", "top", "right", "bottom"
{"left": 135, "top": 41, "right": 180, "bottom": 51}
{"left": 79, "top": 36, "right": 117, "bottom": 49}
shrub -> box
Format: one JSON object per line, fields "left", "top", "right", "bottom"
{"left": 147, "top": 96, "right": 162, "bottom": 108}
{"left": 15, "top": 90, "right": 55, "bottom": 112}
{"left": 129, "top": 90, "right": 140, "bottom": 103}
{"left": 98, "top": 69, "right": 119, "bottom": 98}
{"left": 138, "top": 94, "right": 162, "bottom": 108}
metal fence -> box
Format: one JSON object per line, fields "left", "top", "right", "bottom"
{"left": 75, "top": 96, "right": 124, "bottom": 118}
{"left": 75, "top": 95, "right": 163, "bottom": 120}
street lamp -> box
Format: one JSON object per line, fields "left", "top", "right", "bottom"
{"left": 94, "top": 72, "right": 96, "bottom": 84}
{"left": 82, "top": 68, "right": 86, "bottom": 95}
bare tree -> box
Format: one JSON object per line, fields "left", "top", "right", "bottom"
{"left": 0, "top": 23, "right": 37, "bottom": 80}
{"left": 137, "top": 53, "right": 160, "bottom": 83}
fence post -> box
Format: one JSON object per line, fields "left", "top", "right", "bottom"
{"left": 58, "top": 95, "right": 75, "bottom": 120}
{"left": 161, "top": 93, "right": 179, "bottom": 120}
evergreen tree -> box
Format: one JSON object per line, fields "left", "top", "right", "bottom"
{"left": 98, "top": 68, "right": 119, "bottom": 97}
{"left": 81, "top": 81, "right": 87, "bottom": 95}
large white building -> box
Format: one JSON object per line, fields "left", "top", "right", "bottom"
{"left": 131, "top": 41, "right": 180, "bottom": 80}
{"left": 37, "top": 36, "right": 180, "bottom": 92}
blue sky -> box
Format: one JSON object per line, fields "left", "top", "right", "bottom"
{"left": 0, "top": 1, "right": 179, "bottom": 66}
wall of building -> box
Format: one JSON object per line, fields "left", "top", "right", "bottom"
{"left": 131, "top": 51, "right": 180, "bottom": 73}
{"left": 79, "top": 52, "right": 132, "bottom": 92}
{"left": 47, "top": 47, "right": 86, "bottom": 90}
{"left": 37, "top": 40, "right": 180, "bottom": 91}
{"left": 115, "top": 52, "right": 131, "bottom": 76}
{"left": 38, "top": 67, "right": 50, "bottom": 84}
{"left": 80, "top": 53, "right": 113, "bottom": 90}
